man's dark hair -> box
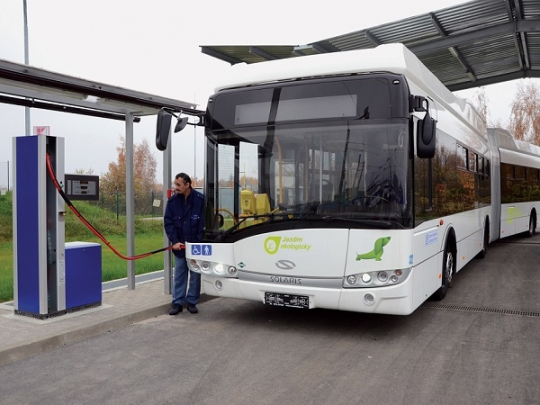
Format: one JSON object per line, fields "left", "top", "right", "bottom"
{"left": 176, "top": 172, "right": 192, "bottom": 187}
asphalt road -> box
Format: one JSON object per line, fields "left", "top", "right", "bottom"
{"left": 1, "top": 234, "right": 539, "bottom": 405}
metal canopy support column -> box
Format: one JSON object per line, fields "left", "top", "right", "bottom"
{"left": 163, "top": 126, "right": 172, "bottom": 295}
{"left": 126, "top": 112, "right": 135, "bottom": 290}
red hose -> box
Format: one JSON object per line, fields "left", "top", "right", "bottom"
{"left": 46, "top": 153, "right": 179, "bottom": 260}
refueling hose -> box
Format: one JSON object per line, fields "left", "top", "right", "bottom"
{"left": 46, "top": 152, "right": 180, "bottom": 260}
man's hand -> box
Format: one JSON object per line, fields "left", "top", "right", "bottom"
{"left": 172, "top": 242, "right": 185, "bottom": 250}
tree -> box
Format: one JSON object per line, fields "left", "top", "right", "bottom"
{"left": 100, "top": 136, "right": 157, "bottom": 215}
{"left": 469, "top": 87, "right": 506, "bottom": 130}
{"left": 472, "top": 87, "right": 488, "bottom": 123}
{"left": 509, "top": 80, "right": 540, "bottom": 145}
{"left": 190, "top": 176, "right": 205, "bottom": 188}
{"left": 74, "top": 168, "right": 94, "bottom": 175}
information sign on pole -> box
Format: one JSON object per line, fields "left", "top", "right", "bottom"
{"left": 33, "top": 126, "right": 50, "bottom": 136}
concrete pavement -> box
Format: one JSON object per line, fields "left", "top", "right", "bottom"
{"left": 0, "top": 273, "right": 212, "bottom": 367}
{"left": 1, "top": 233, "right": 538, "bottom": 369}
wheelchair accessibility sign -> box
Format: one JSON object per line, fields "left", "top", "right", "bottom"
{"left": 191, "top": 245, "right": 212, "bottom": 256}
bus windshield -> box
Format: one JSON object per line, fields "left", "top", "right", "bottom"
{"left": 206, "top": 120, "right": 412, "bottom": 236}
{"left": 205, "top": 77, "right": 413, "bottom": 238}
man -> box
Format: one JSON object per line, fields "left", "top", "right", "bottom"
{"left": 164, "top": 173, "right": 204, "bottom": 315}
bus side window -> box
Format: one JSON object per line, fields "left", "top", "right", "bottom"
{"left": 478, "top": 156, "right": 484, "bottom": 175}
{"left": 515, "top": 165, "right": 525, "bottom": 180}
{"left": 457, "top": 144, "right": 467, "bottom": 169}
{"left": 501, "top": 163, "right": 515, "bottom": 203}
{"left": 479, "top": 157, "right": 491, "bottom": 205}
{"left": 469, "top": 152, "right": 477, "bottom": 172}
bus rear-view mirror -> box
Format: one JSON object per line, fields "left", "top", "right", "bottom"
{"left": 174, "top": 117, "right": 189, "bottom": 133}
{"left": 156, "top": 109, "right": 172, "bottom": 151}
{"left": 417, "top": 112, "right": 436, "bottom": 159}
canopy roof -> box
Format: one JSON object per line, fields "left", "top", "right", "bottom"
{"left": 201, "top": 0, "right": 540, "bottom": 91}
{"left": 0, "top": 58, "right": 200, "bottom": 121}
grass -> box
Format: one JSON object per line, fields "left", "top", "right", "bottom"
{"left": 0, "top": 191, "right": 167, "bottom": 303}
{"left": 0, "top": 242, "right": 13, "bottom": 303}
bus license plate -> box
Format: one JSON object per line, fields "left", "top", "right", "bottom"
{"left": 264, "top": 292, "right": 309, "bottom": 309}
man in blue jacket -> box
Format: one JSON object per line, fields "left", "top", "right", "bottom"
{"left": 164, "top": 173, "right": 204, "bottom": 315}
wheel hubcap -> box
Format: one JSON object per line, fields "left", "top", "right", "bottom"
{"left": 445, "top": 252, "right": 453, "bottom": 283}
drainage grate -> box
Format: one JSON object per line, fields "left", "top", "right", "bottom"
{"left": 422, "top": 302, "right": 540, "bottom": 318}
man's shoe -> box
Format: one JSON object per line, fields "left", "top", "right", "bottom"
{"left": 169, "top": 304, "right": 183, "bottom": 315}
{"left": 187, "top": 304, "right": 198, "bottom": 314}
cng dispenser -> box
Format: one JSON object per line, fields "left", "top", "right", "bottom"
{"left": 12, "top": 135, "right": 101, "bottom": 319}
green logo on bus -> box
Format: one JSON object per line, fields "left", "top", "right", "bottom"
{"left": 264, "top": 236, "right": 282, "bottom": 255}
{"left": 356, "top": 236, "right": 391, "bottom": 261}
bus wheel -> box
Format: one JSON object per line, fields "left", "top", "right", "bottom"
{"left": 526, "top": 214, "right": 536, "bottom": 237}
{"left": 476, "top": 220, "right": 489, "bottom": 259}
{"left": 433, "top": 244, "right": 454, "bottom": 301}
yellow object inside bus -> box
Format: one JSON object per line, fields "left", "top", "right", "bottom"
{"left": 240, "top": 189, "right": 271, "bottom": 225}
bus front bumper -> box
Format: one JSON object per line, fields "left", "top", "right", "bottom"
{"left": 201, "top": 275, "right": 416, "bottom": 315}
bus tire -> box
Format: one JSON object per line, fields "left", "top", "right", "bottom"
{"left": 526, "top": 212, "right": 536, "bottom": 237}
{"left": 476, "top": 218, "right": 489, "bottom": 259}
{"left": 433, "top": 242, "right": 455, "bottom": 301}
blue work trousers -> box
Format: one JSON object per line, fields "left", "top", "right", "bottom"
{"left": 172, "top": 256, "right": 201, "bottom": 306}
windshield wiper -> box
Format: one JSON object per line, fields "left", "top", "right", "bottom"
{"left": 215, "top": 217, "right": 248, "bottom": 241}
{"left": 215, "top": 212, "right": 293, "bottom": 241}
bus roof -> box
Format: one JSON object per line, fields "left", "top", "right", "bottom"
{"left": 215, "top": 44, "right": 431, "bottom": 91}
{"left": 489, "top": 127, "right": 540, "bottom": 169}
{"left": 214, "top": 43, "right": 483, "bottom": 135}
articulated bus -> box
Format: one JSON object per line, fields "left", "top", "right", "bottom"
{"left": 159, "top": 44, "right": 540, "bottom": 315}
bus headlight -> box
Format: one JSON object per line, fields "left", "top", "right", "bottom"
{"left": 343, "top": 268, "right": 411, "bottom": 288}
{"left": 214, "top": 263, "right": 224, "bottom": 273}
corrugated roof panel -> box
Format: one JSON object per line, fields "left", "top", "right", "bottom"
{"left": 522, "top": 0, "right": 540, "bottom": 18}
{"left": 459, "top": 35, "right": 518, "bottom": 66}
{"left": 419, "top": 49, "right": 469, "bottom": 84}
{"left": 527, "top": 33, "right": 540, "bottom": 69}
{"left": 324, "top": 32, "right": 373, "bottom": 51}
{"left": 435, "top": 0, "right": 509, "bottom": 35}
{"left": 372, "top": 17, "right": 439, "bottom": 46}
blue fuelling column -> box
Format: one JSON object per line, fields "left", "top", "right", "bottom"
{"left": 12, "top": 135, "right": 101, "bottom": 319}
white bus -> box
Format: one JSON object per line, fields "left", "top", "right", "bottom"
{"left": 159, "top": 44, "right": 539, "bottom": 315}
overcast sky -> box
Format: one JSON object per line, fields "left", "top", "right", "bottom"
{"left": 0, "top": 0, "right": 533, "bottom": 189}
